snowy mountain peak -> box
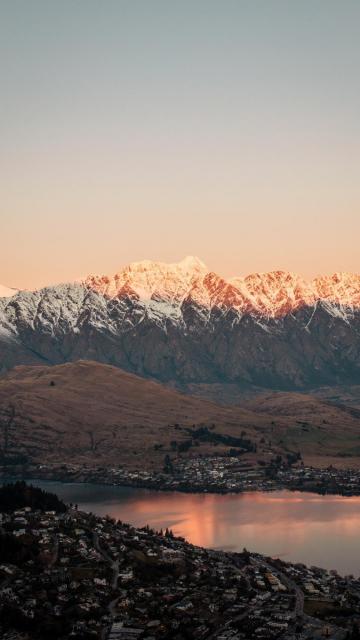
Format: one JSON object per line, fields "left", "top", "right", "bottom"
{"left": 230, "top": 271, "right": 317, "bottom": 317}
{"left": 0, "top": 285, "right": 19, "bottom": 298}
{"left": 178, "top": 255, "right": 207, "bottom": 271}
{"left": 314, "top": 272, "right": 360, "bottom": 308}
{"left": 5, "top": 259, "right": 360, "bottom": 321}
{"left": 84, "top": 257, "right": 208, "bottom": 303}
{"left": 2, "top": 259, "right": 360, "bottom": 389}
{"left": 119, "top": 255, "right": 207, "bottom": 276}
{"left": 82, "top": 260, "right": 360, "bottom": 318}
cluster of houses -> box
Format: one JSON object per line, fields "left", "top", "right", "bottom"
{"left": 1, "top": 498, "right": 360, "bottom": 640}
{"left": 14, "top": 459, "right": 360, "bottom": 497}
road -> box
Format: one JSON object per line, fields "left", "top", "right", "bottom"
{"left": 208, "top": 555, "right": 305, "bottom": 640}
{"left": 93, "top": 532, "right": 119, "bottom": 590}
{"left": 92, "top": 532, "right": 120, "bottom": 639}
{"left": 251, "top": 556, "right": 304, "bottom": 617}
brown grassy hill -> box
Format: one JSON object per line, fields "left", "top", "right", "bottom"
{"left": 0, "top": 360, "right": 276, "bottom": 469}
{"left": 242, "top": 391, "right": 360, "bottom": 465}
{"left": 2, "top": 361, "right": 360, "bottom": 471}
{"left": 311, "top": 385, "right": 360, "bottom": 412}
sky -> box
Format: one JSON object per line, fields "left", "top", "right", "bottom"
{"left": 1, "top": 0, "right": 359, "bottom": 289}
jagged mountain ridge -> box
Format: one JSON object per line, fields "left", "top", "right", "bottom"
{"left": 0, "top": 284, "right": 19, "bottom": 298}
{"left": 84, "top": 257, "right": 360, "bottom": 318}
{"left": 1, "top": 257, "right": 360, "bottom": 389}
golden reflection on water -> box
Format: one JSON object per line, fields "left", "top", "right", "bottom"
{"left": 118, "top": 491, "right": 360, "bottom": 541}
{"left": 104, "top": 490, "right": 360, "bottom": 574}
{"left": 34, "top": 483, "right": 360, "bottom": 575}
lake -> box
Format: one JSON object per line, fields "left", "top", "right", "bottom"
{"left": 18, "top": 481, "right": 360, "bottom": 576}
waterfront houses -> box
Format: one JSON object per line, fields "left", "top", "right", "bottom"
{"left": 1, "top": 495, "right": 360, "bottom": 639}
{"left": 8, "top": 459, "right": 360, "bottom": 497}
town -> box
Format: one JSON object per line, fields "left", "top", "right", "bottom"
{"left": 1, "top": 482, "right": 360, "bottom": 640}
{"left": 5, "top": 457, "right": 360, "bottom": 498}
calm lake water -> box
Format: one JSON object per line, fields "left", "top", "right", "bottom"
{"left": 20, "top": 481, "right": 360, "bottom": 576}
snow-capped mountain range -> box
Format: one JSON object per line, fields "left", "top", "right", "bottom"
{"left": 3, "top": 256, "right": 360, "bottom": 318}
{"left": 85, "top": 256, "right": 360, "bottom": 319}
{"left": 1, "top": 256, "right": 360, "bottom": 389}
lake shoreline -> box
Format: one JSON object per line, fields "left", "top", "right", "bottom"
{"left": 3, "top": 476, "right": 360, "bottom": 577}
{"left": 3, "top": 462, "right": 360, "bottom": 498}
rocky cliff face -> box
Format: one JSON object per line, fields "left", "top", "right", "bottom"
{"left": 1, "top": 257, "right": 360, "bottom": 389}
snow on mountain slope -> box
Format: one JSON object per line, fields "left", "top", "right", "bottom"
{"left": 84, "top": 256, "right": 210, "bottom": 324}
{"left": 2, "top": 258, "right": 360, "bottom": 388}
{"left": 0, "top": 284, "right": 19, "bottom": 298}
{"left": 230, "top": 271, "right": 317, "bottom": 317}
{"left": 314, "top": 273, "right": 360, "bottom": 308}
{"left": 84, "top": 256, "right": 207, "bottom": 301}
{"left": 3, "top": 259, "right": 360, "bottom": 326}
{"left": 84, "top": 258, "right": 360, "bottom": 319}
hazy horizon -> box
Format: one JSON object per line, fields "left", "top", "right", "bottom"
{"left": 1, "top": 0, "right": 359, "bottom": 289}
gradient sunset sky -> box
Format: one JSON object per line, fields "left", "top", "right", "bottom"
{"left": 1, "top": 1, "right": 359, "bottom": 289}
